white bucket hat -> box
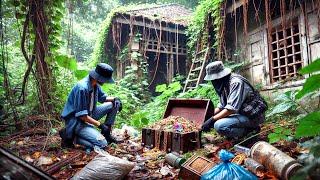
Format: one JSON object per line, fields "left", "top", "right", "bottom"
{"left": 204, "top": 61, "right": 231, "bottom": 81}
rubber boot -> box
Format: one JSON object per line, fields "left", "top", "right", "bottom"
{"left": 103, "top": 125, "right": 120, "bottom": 144}
{"left": 59, "top": 128, "right": 74, "bottom": 148}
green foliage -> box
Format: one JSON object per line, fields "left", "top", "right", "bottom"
{"left": 296, "top": 58, "right": 320, "bottom": 99}
{"left": 186, "top": 0, "right": 223, "bottom": 53}
{"left": 299, "top": 58, "right": 320, "bottom": 74}
{"left": 47, "top": 0, "right": 65, "bottom": 53}
{"left": 295, "top": 111, "right": 320, "bottom": 137}
{"left": 224, "top": 61, "right": 248, "bottom": 72}
{"left": 55, "top": 55, "right": 77, "bottom": 71}
{"left": 61, "top": 0, "right": 120, "bottom": 62}
{"left": 266, "top": 58, "right": 320, "bottom": 143}
{"left": 91, "top": 4, "right": 157, "bottom": 66}
{"left": 101, "top": 82, "right": 143, "bottom": 128}
{"left": 178, "top": 83, "right": 219, "bottom": 104}
{"left": 130, "top": 81, "right": 219, "bottom": 129}
{"left": 100, "top": 47, "right": 150, "bottom": 128}
{"left": 268, "top": 127, "right": 292, "bottom": 143}
{"left": 295, "top": 73, "right": 320, "bottom": 99}
{"left": 118, "top": 47, "right": 150, "bottom": 103}
{"left": 74, "top": 69, "right": 89, "bottom": 80}
{"left": 267, "top": 91, "right": 299, "bottom": 118}
{"left": 137, "top": 81, "right": 183, "bottom": 125}
{"left": 294, "top": 58, "right": 320, "bottom": 138}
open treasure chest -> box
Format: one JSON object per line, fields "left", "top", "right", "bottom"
{"left": 142, "top": 98, "right": 214, "bottom": 153}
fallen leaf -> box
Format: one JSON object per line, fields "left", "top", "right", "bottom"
{"left": 17, "top": 141, "right": 24, "bottom": 146}
{"left": 231, "top": 154, "right": 246, "bottom": 165}
{"left": 32, "top": 152, "right": 42, "bottom": 159}
{"left": 37, "top": 156, "right": 54, "bottom": 166}
{"left": 51, "top": 155, "right": 59, "bottom": 162}
{"left": 25, "top": 155, "right": 34, "bottom": 163}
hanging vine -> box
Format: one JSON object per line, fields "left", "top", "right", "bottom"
{"left": 91, "top": 3, "right": 158, "bottom": 66}
{"left": 13, "top": 0, "right": 65, "bottom": 114}
{"left": 186, "top": 0, "right": 224, "bottom": 58}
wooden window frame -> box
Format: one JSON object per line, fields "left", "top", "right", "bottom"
{"left": 269, "top": 19, "right": 304, "bottom": 83}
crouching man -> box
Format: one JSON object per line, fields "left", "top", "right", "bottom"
{"left": 201, "top": 61, "right": 267, "bottom": 140}
{"left": 59, "top": 63, "right": 122, "bottom": 151}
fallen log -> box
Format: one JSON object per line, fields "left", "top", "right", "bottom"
{"left": 45, "top": 152, "right": 82, "bottom": 175}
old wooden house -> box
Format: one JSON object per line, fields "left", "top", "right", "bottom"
{"left": 103, "top": 4, "right": 191, "bottom": 93}
{"left": 221, "top": 0, "right": 320, "bottom": 95}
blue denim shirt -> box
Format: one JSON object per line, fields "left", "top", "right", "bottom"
{"left": 61, "top": 76, "right": 107, "bottom": 119}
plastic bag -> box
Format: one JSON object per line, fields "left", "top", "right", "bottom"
{"left": 201, "top": 149, "right": 257, "bottom": 180}
{"left": 112, "top": 124, "right": 139, "bottom": 139}
{"left": 72, "top": 147, "right": 135, "bottom": 180}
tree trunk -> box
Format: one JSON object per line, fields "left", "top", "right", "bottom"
{"left": 30, "top": 0, "right": 53, "bottom": 114}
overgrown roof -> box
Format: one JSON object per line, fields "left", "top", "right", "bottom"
{"left": 91, "top": 3, "right": 192, "bottom": 65}
{"left": 119, "top": 4, "right": 192, "bottom": 26}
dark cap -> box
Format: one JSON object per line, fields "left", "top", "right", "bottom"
{"left": 89, "top": 63, "right": 114, "bottom": 84}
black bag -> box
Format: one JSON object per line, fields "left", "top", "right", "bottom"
{"left": 232, "top": 75, "right": 268, "bottom": 119}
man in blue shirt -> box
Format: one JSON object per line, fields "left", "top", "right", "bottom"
{"left": 59, "top": 63, "right": 122, "bottom": 150}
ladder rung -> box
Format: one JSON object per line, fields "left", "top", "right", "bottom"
{"left": 196, "top": 48, "right": 208, "bottom": 55}
{"left": 187, "top": 78, "right": 198, "bottom": 83}
{"left": 191, "top": 67, "right": 201, "bottom": 72}
{"left": 193, "top": 59, "right": 203, "bottom": 63}
{"left": 187, "top": 86, "right": 196, "bottom": 89}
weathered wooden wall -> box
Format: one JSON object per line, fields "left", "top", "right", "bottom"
{"left": 224, "top": 0, "right": 320, "bottom": 95}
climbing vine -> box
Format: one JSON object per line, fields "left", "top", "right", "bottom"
{"left": 186, "top": 0, "right": 223, "bottom": 56}
{"left": 12, "top": 0, "right": 65, "bottom": 114}
{"left": 90, "top": 4, "right": 158, "bottom": 66}
{"left": 118, "top": 44, "right": 150, "bottom": 103}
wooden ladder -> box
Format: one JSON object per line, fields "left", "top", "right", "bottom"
{"left": 183, "top": 47, "right": 209, "bottom": 92}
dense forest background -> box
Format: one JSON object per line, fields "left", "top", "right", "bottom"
{"left": 0, "top": 0, "right": 200, "bottom": 134}
{"left": 0, "top": 1, "right": 319, "bottom": 179}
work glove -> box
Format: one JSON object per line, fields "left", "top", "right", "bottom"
{"left": 98, "top": 124, "right": 110, "bottom": 137}
{"left": 114, "top": 97, "right": 122, "bottom": 112}
{"left": 201, "top": 117, "right": 215, "bottom": 132}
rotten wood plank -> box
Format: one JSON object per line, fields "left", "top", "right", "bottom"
{"left": 45, "top": 152, "right": 82, "bottom": 175}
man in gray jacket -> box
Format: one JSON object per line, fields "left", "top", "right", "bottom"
{"left": 201, "top": 61, "right": 264, "bottom": 139}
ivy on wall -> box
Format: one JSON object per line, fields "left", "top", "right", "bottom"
{"left": 186, "top": 0, "right": 223, "bottom": 55}
{"left": 90, "top": 4, "right": 159, "bottom": 67}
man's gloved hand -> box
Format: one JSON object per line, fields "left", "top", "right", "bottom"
{"left": 98, "top": 124, "right": 110, "bottom": 137}
{"left": 114, "top": 97, "right": 122, "bottom": 112}
{"left": 201, "top": 117, "right": 215, "bottom": 132}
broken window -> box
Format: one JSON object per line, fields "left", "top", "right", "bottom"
{"left": 270, "top": 21, "right": 303, "bottom": 82}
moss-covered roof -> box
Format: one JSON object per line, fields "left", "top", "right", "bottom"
{"left": 119, "top": 4, "right": 192, "bottom": 26}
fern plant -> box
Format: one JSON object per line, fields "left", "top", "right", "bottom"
{"left": 266, "top": 58, "right": 320, "bottom": 143}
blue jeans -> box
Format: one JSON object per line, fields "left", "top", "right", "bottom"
{"left": 214, "top": 114, "right": 260, "bottom": 138}
{"left": 67, "top": 102, "right": 117, "bottom": 150}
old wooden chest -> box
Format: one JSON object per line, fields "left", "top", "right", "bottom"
{"left": 179, "top": 155, "right": 216, "bottom": 180}
{"left": 142, "top": 98, "right": 214, "bottom": 153}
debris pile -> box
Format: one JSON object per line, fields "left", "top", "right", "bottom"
{"left": 107, "top": 141, "right": 180, "bottom": 179}
{"left": 0, "top": 122, "right": 308, "bottom": 179}
{"left": 150, "top": 116, "right": 199, "bottom": 133}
